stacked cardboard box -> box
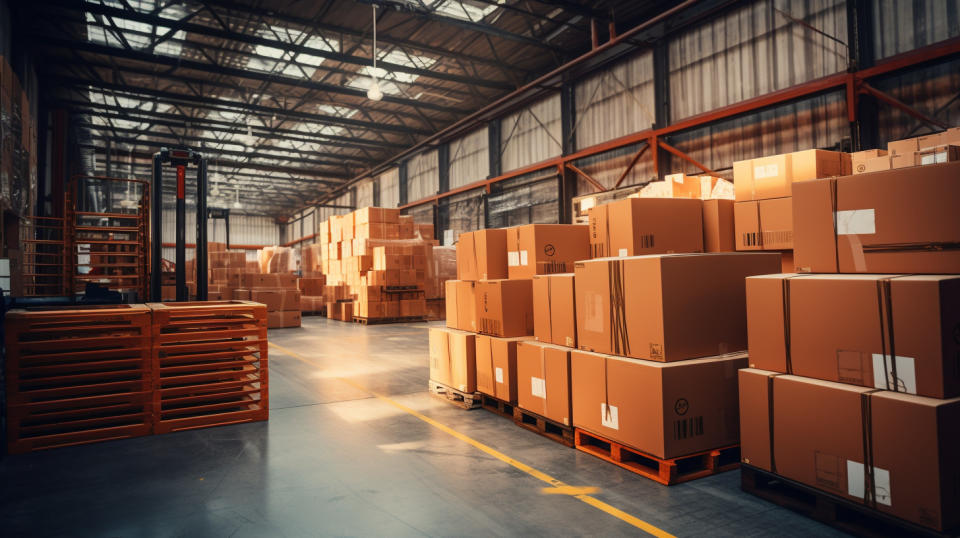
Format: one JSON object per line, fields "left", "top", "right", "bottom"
{"left": 318, "top": 206, "right": 441, "bottom": 321}
{"left": 733, "top": 149, "right": 851, "bottom": 273}
{"left": 740, "top": 159, "right": 960, "bottom": 531}
{"left": 235, "top": 272, "right": 301, "bottom": 328}
{"left": 851, "top": 127, "right": 960, "bottom": 173}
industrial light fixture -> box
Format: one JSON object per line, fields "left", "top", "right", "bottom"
{"left": 366, "top": 4, "right": 383, "bottom": 101}
{"left": 210, "top": 160, "right": 222, "bottom": 198}
{"left": 233, "top": 185, "right": 242, "bottom": 209}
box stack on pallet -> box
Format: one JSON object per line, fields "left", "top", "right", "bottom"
{"left": 738, "top": 129, "right": 960, "bottom": 535}
{"left": 298, "top": 243, "right": 327, "bottom": 315}
{"left": 317, "top": 206, "right": 444, "bottom": 323}
{"left": 3, "top": 301, "right": 269, "bottom": 454}
{"left": 732, "top": 149, "right": 851, "bottom": 273}
{"left": 235, "top": 273, "right": 301, "bottom": 329}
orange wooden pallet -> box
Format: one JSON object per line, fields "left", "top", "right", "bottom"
{"left": 574, "top": 428, "right": 740, "bottom": 485}
{"left": 479, "top": 393, "right": 515, "bottom": 419}
{"left": 428, "top": 379, "right": 480, "bottom": 410}
{"left": 4, "top": 304, "right": 154, "bottom": 453}
{"left": 513, "top": 407, "right": 574, "bottom": 448}
{"left": 147, "top": 301, "right": 269, "bottom": 434}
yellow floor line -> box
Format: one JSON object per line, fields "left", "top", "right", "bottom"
{"left": 269, "top": 341, "right": 676, "bottom": 538}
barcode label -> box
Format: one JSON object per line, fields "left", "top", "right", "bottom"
{"left": 673, "top": 416, "right": 704, "bottom": 440}
{"left": 542, "top": 260, "right": 567, "bottom": 274}
{"left": 762, "top": 231, "right": 793, "bottom": 245}
{"left": 639, "top": 234, "right": 655, "bottom": 249}
{"left": 479, "top": 318, "right": 501, "bottom": 335}
{"left": 742, "top": 232, "right": 760, "bottom": 247}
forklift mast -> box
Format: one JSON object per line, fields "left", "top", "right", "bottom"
{"left": 150, "top": 148, "right": 208, "bottom": 302}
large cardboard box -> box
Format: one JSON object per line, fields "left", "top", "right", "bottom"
{"left": 506, "top": 224, "right": 590, "bottom": 279}
{"left": 702, "top": 199, "right": 735, "bottom": 252}
{"left": 572, "top": 350, "right": 746, "bottom": 459}
{"left": 444, "top": 280, "right": 477, "bottom": 332}
{"left": 280, "top": 288, "right": 301, "bottom": 311}
{"left": 733, "top": 149, "right": 849, "bottom": 202}
{"left": 456, "top": 229, "right": 507, "bottom": 281}
{"left": 475, "top": 279, "right": 533, "bottom": 337}
{"left": 739, "top": 370, "right": 960, "bottom": 531}
{"left": 532, "top": 273, "right": 576, "bottom": 348}
{"left": 851, "top": 149, "right": 888, "bottom": 174}
{"left": 793, "top": 162, "right": 960, "bottom": 273}
{"left": 745, "top": 273, "right": 960, "bottom": 398}
{"left": 267, "top": 310, "right": 301, "bottom": 328}
{"left": 887, "top": 136, "right": 919, "bottom": 156}
{"left": 355, "top": 207, "right": 400, "bottom": 225}
{"left": 251, "top": 289, "right": 282, "bottom": 312}
{"left": 588, "top": 198, "right": 703, "bottom": 258}
{"left": 517, "top": 341, "right": 572, "bottom": 425}
{"left": 735, "top": 197, "right": 792, "bottom": 251}
{"left": 429, "top": 327, "right": 477, "bottom": 392}
{"left": 476, "top": 334, "right": 527, "bottom": 403}
{"left": 574, "top": 253, "right": 780, "bottom": 361}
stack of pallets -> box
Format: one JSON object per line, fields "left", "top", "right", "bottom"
{"left": 4, "top": 304, "right": 153, "bottom": 453}
{"left": 148, "top": 301, "right": 269, "bottom": 434}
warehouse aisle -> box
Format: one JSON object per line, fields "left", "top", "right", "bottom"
{"left": 1, "top": 318, "right": 842, "bottom": 537}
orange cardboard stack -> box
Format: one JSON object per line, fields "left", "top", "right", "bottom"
{"left": 739, "top": 156, "right": 960, "bottom": 532}
{"left": 237, "top": 272, "right": 301, "bottom": 328}
{"left": 318, "top": 206, "right": 438, "bottom": 322}
{"left": 850, "top": 127, "right": 960, "bottom": 173}
{"left": 733, "top": 149, "right": 851, "bottom": 273}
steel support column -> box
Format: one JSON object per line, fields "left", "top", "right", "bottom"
{"left": 653, "top": 40, "right": 671, "bottom": 178}
{"left": 488, "top": 121, "right": 502, "bottom": 179}
{"left": 398, "top": 162, "right": 408, "bottom": 206}
{"left": 438, "top": 143, "right": 450, "bottom": 194}
{"left": 848, "top": 0, "right": 878, "bottom": 150}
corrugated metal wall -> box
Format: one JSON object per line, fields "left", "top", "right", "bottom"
{"left": 406, "top": 149, "right": 439, "bottom": 202}
{"left": 574, "top": 50, "right": 656, "bottom": 149}
{"left": 378, "top": 167, "right": 400, "bottom": 208}
{"left": 449, "top": 127, "right": 489, "bottom": 189}
{"left": 160, "top": 210, "right": 278, "bottom": 261}
{"left": 355, "top": 178, "right": 374, "bottom": 208}
{"left": 501, "top": 94, "right": 562, "bottom": 172}
{"left": 669, "top": 0, "right": 848, "bottom": 121}
{"left": 872, "top": 0, "right": 960, "bottom": 59}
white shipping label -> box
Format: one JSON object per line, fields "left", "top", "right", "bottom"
{"left": 580, "top": 197, "right": 596, "bottom": 211}
{"left": 601, "top": 403, "right": 619, "bottom": 430}
{"left": 921, "top": 154, "right": 937, "bottom": 166}
{"left": 836, "top": 209, "right": 876, "bottom": 235}
{"left": 936, "top": 151, "right": 948, "bottom": 164}
{"left": 520, "top": 250, "right": 529, "bottom": 266}
{"left": 508, "top": 251, "right": 520, "bottom": 267}
{"left": 673, "top": 175, "right": 684, "bottom": 184}
{"left": 871, "top": 354, "right": 917, "bottom": 394}
{"left": 531, "top": 377, "right": 546, "bottom": 399}
{"left": 495, "top": 367, "right": 504, "bottom": 384}
{"left": 753, "top": 163, "right": 779, "bottom": 180}
{"left": 847, "top": 460, "right": 891, "bottom": 505}
{"left": 618, "top": 248, "right": 628, "bottom": 257}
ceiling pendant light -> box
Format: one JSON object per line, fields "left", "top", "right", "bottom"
{"left": 367, "top": 4, "right": 383, "bottom": 101}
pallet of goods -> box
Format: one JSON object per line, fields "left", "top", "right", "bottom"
{"left": 147, "top": 300, "right": 269, "bottom": 434}
{"left": 736, "top": 129, "right": 960, "bottom": 535}
{"left": 3, "top": 304, "right": 153, "bottom": 453}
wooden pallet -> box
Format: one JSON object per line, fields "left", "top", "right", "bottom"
{"left": 352, "top": 316, "right": 425, "bottom": 325}
{"left": 147, "top": 301, "right": 269, "bottom": 434}
{"left": 574, "top": 428, "right": 740, "bottom": 485}
{"left": 4, "top": 305, "right": 154, "bottom": 453}
{"left": 741, "top": 465, "right": 956, "bottom": 538}
{"left": 513, "top": 407, "right": 574, "bottom": 448}
{"left": 479, "top": 393, "right": 515, "bottom": 418}
{"left": 427, "top": 380, "right": 480, "bottom": 410}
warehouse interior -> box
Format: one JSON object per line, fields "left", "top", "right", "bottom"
{"left": 1, "top": 0, "right": 959, "bottom": 536}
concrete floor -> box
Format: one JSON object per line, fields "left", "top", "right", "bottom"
{"left": 0, "top": 317, "right": 844, "bottom": 537}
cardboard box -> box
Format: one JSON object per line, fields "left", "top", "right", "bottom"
{"left": 919, "top": 145, "right": 960, "bottom": 166}
{"left": 745, "top": 273, "right": 960, "bottom": 398}
{"left": 250, "top": 273, "right": 298, "bottom": 289}
{"left": 851, "top": 149, "right": 888, "bottom": 174}
{"left": 532, "top": 273, "right": 576, "bottom": 348}
{"left": 355, "top": 207, "right": 400, "bottom": 225}
{"left": 734, "top": 201, "right": 762, "bottom": 251}
{"left": 232, "top": 288, "right": 251, "bottom": 301}
{"left": 759, "top": 197, "right": 793, "bottom": 250}
{"left": 575, "top": 253, "right": 780, "bottom": 361}
{"left": 280, "top": 288, "right": 301, "bottom": 311}
{"left": 733, "top": 149, "right": 849, "bottom": 202}
{"left": 267, "top": 310, "right": 301, "bottom": 328}
{"left": 517, "top": 341, "right": 572, "bottom": 425}
{"left": 444, "top": 280, "right": 477, "bottom": 332}
{"left": 299, "top": 276, "right": 325, "bottom": 296}
{"left": 739, "top": 371, "right": 960, "bottom": 531}
{"left": 251, "top": 289, "right": 282, "bottom": 312}
{"left": 475, "top": 279, "right": 533, "bottom": 338}
{"left": 506, "top": 224, "right": 590, "bottom": 279}
{"left": 864, "top": 154, "right": 893, "bottom": 173}
{"left": 476, "top": 334, "right": 526, "bottom": 403}
{"left": 890, "top": 151, "right": 920, "bottom": 169}
{"left": 340, "top": 301, "right": 353, "bottom": 320}
{"left": 429, "top": 327, "right": 477, "bottom": 392}
{"left": 588, "top": 198, "right": 703, "bottom": 258}
{"left": 572, "top": 350, "right": 747, "bottom": 459}
{"left": 456, "top": 229, "right": 507, "bottom": 281}
{"left": 779, "top": 250, "right": 794, "bottom": 273}
{"left": 326, "top": 301, "right": 340, "bottom": 320}
{"left": 887, "top": 136, "right": 919, "bottom": 156}
{"left": 793, "top": 163, "right": 960, "bottom": 274}
{"left": 702, "top": 199, "right": 735, "bottom": 252}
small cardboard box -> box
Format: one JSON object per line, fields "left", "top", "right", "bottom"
{"left": 702, "top": 199, "right": 735, "bottom": 252}
{"left": 429, "top": 327, "right": 477, "bottom": 392}
{"left": 517, "top": 341, "right": 572, "bottom": 425}
{"left": 251, "top": 289, "right": 282, "bottom": 312}
{"left": 588, "top": 198, "right": 703, "bottom": 258}
{"left": 506, "top": 224, "right": 590, "bottom": 279}
{"left": 456, "top": 229, "right": 508, "bottom": 281}
{"left": 733, "top": 149, "right": 848, "bottom": 201}
{"left": 532, "top": 273, "right": 576, "bottom": 348}
{"left": 475, "top": 279, "right": 533, "bottom": 338}
{"left": 476, "top": 334, "right": 527, "bottom": 403}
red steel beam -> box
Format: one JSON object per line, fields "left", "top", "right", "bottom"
{"left": 614, "top": 142, "right": 650, "bottom": 189}
{"left": 658, "top": 140, "right": 717, "bottom": 175}
{"left": 566, "top": 163, "right": 607, "bottom": 193}
{"left": 860, "top": 82, "right": 950, "bottom": 130}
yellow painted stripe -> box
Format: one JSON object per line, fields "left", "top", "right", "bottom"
{"left": 541, "top": 486, "right": 599, "bottom": 495}
{"left": 268, "top": 341, "right": 676, "bottom": 538}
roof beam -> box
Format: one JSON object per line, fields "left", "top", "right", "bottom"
{"left": 43, "top": 0, "right": 515, "bottom": 90}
